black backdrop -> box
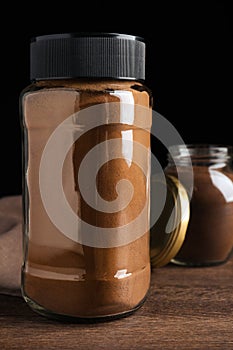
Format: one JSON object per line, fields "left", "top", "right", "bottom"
{"left": 1, "top": 1, "right": 232, "bottom": 197}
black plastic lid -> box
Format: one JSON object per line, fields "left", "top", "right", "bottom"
{"left": 30, "top": 32, "right": 145, "bottom": 81}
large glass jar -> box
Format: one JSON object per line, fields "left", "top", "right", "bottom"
{"left": 20, "top": 33, "right": 152, "bottom": 321}
{"left": 165, "top": 144, "right": 233, "bottom": 266}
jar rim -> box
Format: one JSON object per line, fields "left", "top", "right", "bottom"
{"left": 168, "top": 144, "right": 233, "bottom": 164}
{"left": 169, "top": 144, "right": 232, "bottom": 154}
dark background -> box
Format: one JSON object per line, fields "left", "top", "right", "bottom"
{"left": 1, "top": 1, "right": 232, "bottom": 197}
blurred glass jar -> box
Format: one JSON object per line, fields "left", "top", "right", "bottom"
{"left": 165, "top": 144, "right": 233, "bottom": 266}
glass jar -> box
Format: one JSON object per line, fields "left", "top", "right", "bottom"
{"left": 165, "top": 144, "right": 233, "bottom": 266}
{"left": 20, "top": 33, "right": 152, "bottom": 321}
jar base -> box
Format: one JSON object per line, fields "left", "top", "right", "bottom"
{"left": 22, "top": 292, "right": 147, "bottom": 323}
{"left": 170, "top": 256, "right": 230, "bottom": 267}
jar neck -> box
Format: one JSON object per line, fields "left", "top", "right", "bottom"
{"left": 167, "top": 145, "right": 233, "bottom": 168}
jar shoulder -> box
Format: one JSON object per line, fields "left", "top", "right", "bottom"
{"left": 21, "top": 80, "right": 153, "bottom": 110}
{"left": 21, "top": 79, "right": 152, "bottom": 95}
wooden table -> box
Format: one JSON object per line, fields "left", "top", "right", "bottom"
{"left": 1, "top": 258, "right": 232, "bottom": 350}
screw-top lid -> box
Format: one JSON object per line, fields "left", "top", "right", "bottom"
{"left": 150, "top": 175, "right": 190, "bottom": 267}
{"left": 30, "top": 32, "right": 145, "bottom": 81}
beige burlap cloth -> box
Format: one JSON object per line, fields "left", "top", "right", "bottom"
{"left": 0, "top": 195, "right": 22, "bottom": 296}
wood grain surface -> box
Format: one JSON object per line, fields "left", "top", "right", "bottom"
{"left": 1, "top": 258, "right": 233, "bottom": 350}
